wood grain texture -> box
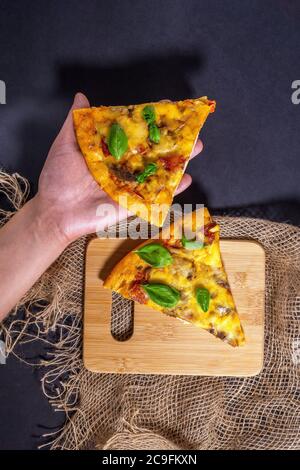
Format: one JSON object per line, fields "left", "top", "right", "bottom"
{"left": 84, "top": 238, "right": 265, "bottom": 376}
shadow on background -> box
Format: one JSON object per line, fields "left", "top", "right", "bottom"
{"left": 14, "top": 52, "right": 300, "bottom": 227}
{"left": 57, "top": 52, "right": 204, "bottom": 104}
{"left": 174, "top": 181, "right": 300, "bottom": 226}
{"left": 212, "top": 198, "right": 300, "bottom": 227}
{"left": 175, "top": 181, "right": 208, "bottom": 207}
{"left": 17, "top": 52, "right": 204, "bottom": 192}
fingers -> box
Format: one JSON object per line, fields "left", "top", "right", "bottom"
{"left": 54, "top": 92, "right": 90, "bottom": 146}
{"left": 175, "top": 174, "right": 192, "bottom": 195}
{"left": 191, "top": 139, "right": 203, "bottom": 159}
{"left": 174, "top": 140, "right": 203, "bottom": 195}
{"left": 72, "top": 92, "right": 90, "bottom": 109}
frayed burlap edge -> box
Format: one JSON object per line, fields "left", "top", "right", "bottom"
{"left": 0, "top": 171, "right": 86, "bottom": 434}
{"left": 1, "top": 170, "right": 300, "bottom": 451}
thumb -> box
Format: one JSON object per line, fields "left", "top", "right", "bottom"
{"left": 72, "top": 92, "right": 90, "bottom": 110}
{"left": 55, "top": 92, "right": 90, "bottom": 146}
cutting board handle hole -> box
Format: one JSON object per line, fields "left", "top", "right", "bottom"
{"left": 110, "top": 292, "right": 134, "bottom": 342}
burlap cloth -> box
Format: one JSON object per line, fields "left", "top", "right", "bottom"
{"left": 1, "top": 171, "right": 300, "bottom": 450}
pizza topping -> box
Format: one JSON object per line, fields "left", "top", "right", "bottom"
{"left": 110, "top": 165, "right": 137, "bottom": 182}
{"left": 181, "top": 234, "right": 204, "bottom": 250}
{"left": 164, "top": 238, "right": 182, "bottom": 250}
{"left": 159, "top": 154, "right": 186, "bottom": 172}
{"left": 136, "top": 144, "right": 148, "bottom": 155}
{"left": 127, "top": 105, "right": 134, "bottom": 118}
{"left": 142, "top": 105, "right": 156, "bottom": 125}
{"left": 213, "top": 269, "right": 230, "bottom": 290}
{"left": 204, "top": 222, "right": 218, "bottom": 243}
{"left": 134, "top": 243, "right": 173, "bottom": 268}
{"left": 101, "top": 138, "right": 110, "bottom": 157}
{"left": 135, "top": 266, "right": 151, "bottom": 282}
{"left": 216, "top": 305, "right": 232, "bottom": 316}
{"left": 108, "top": 123, "right": 128, "bottom": 160}
{"left": 129, "top": 267, "right": 151, "bottom": 304}
{"left": 130, "top": 281, "right": 148, "bottom": 304}
{"left": 206, "top": 222, "right": 218, "bottom": 233}
{"left": 142, "top": 105, "right": 161, "bottom": 144}
{"left": 182, "top": 311, "right": 194, "bottom": 321}
{"left": 206, "top": 99, "right": 216, "bottom": 111}
{"left": 148, "top": 123, "right": 160, "bottom": 143}
{"left": 196, "top": 287, "right": 210, "bottom": 312}
{"left": 142, "top": 283, "right": 180, "bottom": 308}
{"left": 136, "top": 163, "right": 158, "bottom": 184}
{"left": 168, "top": 256, "right": 195, "bottom": 279}
{"left": 215, "top": 278, "right": 230, "bottom": 290}
{"left": 216, "top": 331, "right": 227, "bottom": 341}
{"left": 219, "top": 281, "right": 230, "bottom": 290}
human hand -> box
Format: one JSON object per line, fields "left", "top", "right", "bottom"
{"left": 0, "top": 93, "right": 203, "bottom": 318}
{"left": 36, "top": 93, "right": 204, "bottom": 244}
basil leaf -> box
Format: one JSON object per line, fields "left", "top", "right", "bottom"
{"left": 149, "top": 123, "right": 160, "bottom": 143}
{"left": 196, "top": 287, "right": 210, "bottom": 312}
{"left": 142, "top": 283, "right": 180, "bottom": 308}
{"left": 108, "top": 123, "right": 128, "bottom": 160}
{"left": 142, "top": 105, "right": 156, "bottom": 125}
{"left": 136, "top": 162, "right": 158, "bottom": 184}
{"left": 135, "top": 243, "right": 172, "bottom": 267}
{"left": 182, "top": 234, "right": 204, "bottom": 250}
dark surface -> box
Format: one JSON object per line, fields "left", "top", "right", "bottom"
{"left": 0, "top": 0, "right": 299, "bottom": 450}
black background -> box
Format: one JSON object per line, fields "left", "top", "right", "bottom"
{"left": 0, "top": 0, "right": 299, "bottom": 450}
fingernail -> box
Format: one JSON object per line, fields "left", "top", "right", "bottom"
{"left": 74, "top": 92, "right": 86, "bottom": 106}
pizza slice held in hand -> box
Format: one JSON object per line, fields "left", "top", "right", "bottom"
{"left": 104, "top": 209, "right": 245, "bottom": 347}
{"left": 73, "top": 97, "right": 215, "bottom": 226}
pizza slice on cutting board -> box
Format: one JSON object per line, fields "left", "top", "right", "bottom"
{"left": 104, "top": 208, "right": 245, "bottom": 347}
{"left": 73, "top": 97, "right": 215, "bottom": 227}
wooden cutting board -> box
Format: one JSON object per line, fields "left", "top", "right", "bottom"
{"left": 84, "top": 238, "right": 265, "bottom": 376}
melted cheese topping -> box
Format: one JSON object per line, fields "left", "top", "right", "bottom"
{"left": 104, "top": 209, "right": 245, "bottom": 347}
{"left": 73, "top": 97, "right": 215, "bottom": 226}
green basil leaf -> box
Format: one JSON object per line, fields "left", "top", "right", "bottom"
{"left": 136, "top": 162, "right": 158, "bottom": 184}
{"left": 182, "top": 234, "right": 204, "bottom": 250}
{"left": 135, "top": 243, "right": 172, "bottom": 267}
{"left": 196, "top": 287, "right": 210, "bottom": 312}
{"left": 108, "top": 123, "right": 128, "bottom": 160}
{"left": 149, "top": 123, "right": 160, "bottom": 143}
{"left": 142, "top": 283, "right": 180, "bottom": 308}
{"left": 142, "top": 105, "right": 156, "bottom": 125}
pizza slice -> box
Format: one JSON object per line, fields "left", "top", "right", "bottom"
{"left": 73, "top": 97, "right": 215, "bottom": 227}
{"left": 104, "top": 208, "right": 245, "bottom": 347}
